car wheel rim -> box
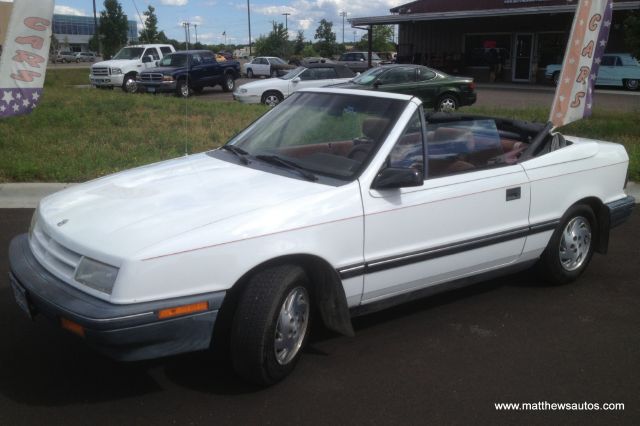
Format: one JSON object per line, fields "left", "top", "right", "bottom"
{"left": 627, "top": 79, "right": 639, "bottom": 90}
{"left": 439, "top": 98, "right": 456, "bottom": 112}
{"left": 274, "top": 286, "right": 309, "bottom": 365}
{"left": 226, "top": 77, "right": 234, "bottom": 90}
{"left": 125, "top": 78, "right": 137, "bottom": 93}
{"left": 558, "top": 216, "right": 591, "bottom": 272}
{"left": 265, "top": 95, "right": 280, "bottom": 107}
{"left": 180, "top": 83, "right": 189, "bottom": 97}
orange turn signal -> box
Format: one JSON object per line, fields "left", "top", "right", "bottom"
{"left": 61, "top": 317, "right": 85, "bottom": 337}
{"left": 157, "top": 301, "right": 209, "bottom": 319}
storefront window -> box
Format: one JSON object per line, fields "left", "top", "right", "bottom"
{"left": 464, "top": 34, "right": 511, "bottom": 67}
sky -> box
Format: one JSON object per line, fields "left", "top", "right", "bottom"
{"left": 45, "top": 0, "right": 404, "bottom": 46}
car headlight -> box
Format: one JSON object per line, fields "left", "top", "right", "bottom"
{"left": 111, "top": 68, "right": 122, "bottom": 75}
{"left": 239, "top": 88, "right": 248, "bottom": 94}
{"left": 162, "top": 75, "right": 175, "bottom": 82}
{"left": 74, "top": 257, "right": 119, "bottom": 294}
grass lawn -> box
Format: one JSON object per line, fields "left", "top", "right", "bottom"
{"left": 0, "top": 69, "right": 638, "bottom": 182}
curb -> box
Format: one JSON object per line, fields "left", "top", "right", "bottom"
{"left": 1, "top": 181, "right": 638, "bottom": 209}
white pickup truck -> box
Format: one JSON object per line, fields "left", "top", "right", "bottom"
{"left": 90, "top": 44, "right": 175, "bottom": 93}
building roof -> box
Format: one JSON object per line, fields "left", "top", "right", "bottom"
{"left": 350, "top": 0, "right": 640, "bottom": 26}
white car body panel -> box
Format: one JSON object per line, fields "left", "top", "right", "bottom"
{"left": 30, "top": 88, "right": 631, "bottom": 311}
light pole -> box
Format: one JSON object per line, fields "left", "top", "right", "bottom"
{"left": 247, "top": 0, "right": 252, "bottom": 56}
{"left": 194, "top": 24, "right": 198, "bottom": 45}
{"left": 340, "top": 11, "right": 347, "bottom": 45}
{"left": 92, "top": 0, "right": 101, "bottom": 55}
{"left": 282, "top": 12, "right": 290, "bottom": 32}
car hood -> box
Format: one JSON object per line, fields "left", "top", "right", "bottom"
{"left": 141, "top": 66, "right": 186, "bottom": 75}
{"left": 92, "top": 59, "right": 139, "bottom": 69}
{"left": 237, "top": 78, "right": 288, "bottom": 92}
{"left": 38, "top": 153, "right": 332, "bottom": 262}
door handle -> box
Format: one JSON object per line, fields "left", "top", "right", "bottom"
{"left": 506, "top": 187, "right": 521, "bottom": 201}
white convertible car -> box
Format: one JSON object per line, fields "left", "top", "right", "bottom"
{"left": 9, "top": 89, "right": 634, "bottom": 385}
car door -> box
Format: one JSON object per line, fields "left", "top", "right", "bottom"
{"left": 414, "top": 67, "right": 439, "bottom": 108}
{"left": 359, "top": 107, "right": 531, "bottom": 303}
{"left": 189, "top": 54, "right": 207, "bottom": 86}
{"left": 141, "top": 48, "right": 160, "bottom": 69}
{"left": 256, "top": 58, "right": 269, "bottom": 76}
{"left": 374, "top": 66, "right": 417, "bottom": 97}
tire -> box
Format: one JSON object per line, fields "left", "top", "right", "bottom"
{"left": 231, "top": 265, "right": 311, "bottom": 386}
{"left": 246, "top": 68, "right": 254, "bottom": 79}
{"left": 261, "top": 91, "right": 284, "bottom": 107}
{"left": 623, "top": 79, "right": 639, "bottom": 91}
{"left": 222, "top": 73, "right": 235, "bottom": 92}
{"left": 436, "top": 94, "right": 458, "bottom": 112}
{"left": 552, "top": 71, "right": 560, "bottom": 86}
{"left": 176, "top": 79, "right": 191, "bottom": 97}
{"left": 537, "top": 204, "right": 597, "bottom": 285}
{"left": 122, "top": 74, "right": 138, "bottom": 93}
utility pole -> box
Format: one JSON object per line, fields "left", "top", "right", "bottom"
{"left": 353, "top": 30, "right": 356, "bottom": 44}
{"left": 92, "top": 0, "right": 101, "bottom": 55}
{"left": 183, "top": 22, "right": 190, "bottom": 50}
{"left": 223, "top": 31, "right": 227, "bottom": 45}
{"left": 282, "top": 12, "right": 290, "bottom": 32}
{"left": 194, "top": 24, "right": 198, "bottom": 45}
{"left": 247, "top": 0, "right": 252, "bottom": 56}
{"left": 340, "top": 11, "right": 347, "bottom": 45}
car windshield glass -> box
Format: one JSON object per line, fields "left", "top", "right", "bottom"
{"left": 225, "top": 92, "right": 407, "bottom": 181}
{"left": 159, "top": 54, "right": 188, "bottom": 67}
{"left": 270, "top": 57, "right": 286, "bottom": 65}
{"left": 113, "top": 47, "right": 144, "bottom": 60}
{"left": 352, "top": 67, "right": 386, "bottom": 85}
{"left": 280, "top": 67, "right": 305, "bottom": 80}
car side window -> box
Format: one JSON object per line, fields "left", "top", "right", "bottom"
{"left": 379, "top": 67, "right": 415, "bottom": 85}
{"left": 201, "top": 52, "right": 214, "bottom": 63}
{"left": 386, "top": 111, "right": 425, "bottom": 173}
{"left": 601, "top": 56, "right": 615, "bottom": 66}
{"left": 160, "top": 47, "right": 172, "bottom": 55}
{"left": 143, "top": 48, "right": 160, "bottom": 60}
{"left": 299, "top": 69, "right": 317, "bottom": 80}
{"left": 417, "top": 67, "right": 436, "bottom": 81}
{"left": 191, "top": 54, "right": 202, "bottom": 65}
{"left": 615, "top": 56, "right": 623, "bottom": 66}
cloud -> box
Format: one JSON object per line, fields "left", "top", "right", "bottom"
{"left": 253, "top": 5, "right": 297, "bottom": 16}
{"left": 160, "top": 0, "right": 188, "bottom": 6}
{"left": 54, "top": 5, "right": 86, "bottom": 16}
{"left": 297, "top": 19, "right": 313, "bottom": 31}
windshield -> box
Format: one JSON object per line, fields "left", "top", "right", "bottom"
{"left": 270, "top": 57, "right": 286, "bottom": 65}
{"left": 113, "top": 47, "right": 144, "bottom": 60}
{"left": 225, "top": 92, "right": 407, "bottom": 181}
{"left": 159, "top": 54, "right": 188, "bottom": 67}
{"left": 352, "top": 67, "right": 386, "bottom": 85}
{"left": 280, "top": 67, "right": 305, "bottom": 80}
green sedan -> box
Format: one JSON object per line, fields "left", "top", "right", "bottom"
{"left": 335, "top": 64, "right": 477, "bottom": 112}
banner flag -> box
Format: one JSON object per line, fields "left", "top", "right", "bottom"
{"left": 0, "top": 0, "right": 55, "bottom": 119}
{"left": 550, "top": 0, "right": 613, "bottom": 128}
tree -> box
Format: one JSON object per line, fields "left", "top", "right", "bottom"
{"left": 293, "top": 30, "right": 305, "bottom": 55}
{"left": 254, "top": 22, "right": 290, "bottom": 58}
{"left": 139, "top": 5, "right": 159, "bottom": 43}
{"left": 98, "top": 0, "right": 129, "bottom": 59}
{"left": 624, "top": 12, "right": 640, "bottom": 59}
{"left": 301, "top": 44, "right": 318, "bottom": 58}
{"left": 314, "top": 19, "right": 337, "bottom": 58}
{"left": 355, "top": 25, "right": 395, "bottom": 52}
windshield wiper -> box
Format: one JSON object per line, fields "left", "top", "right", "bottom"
{"left": 254, "top": 155, "right": 318, "bottom": 181}
{"left": 221, "top": 144, "right": 250, "bottom": 165}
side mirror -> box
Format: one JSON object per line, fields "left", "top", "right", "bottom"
{"left": 372, "top": 167, "right": 423, "bottom": 190}
{"left": 292, "top": 77, "right": 301, "bottom": 83}
{"left": 142, "top": 56, "right": 152, "bottom": 63}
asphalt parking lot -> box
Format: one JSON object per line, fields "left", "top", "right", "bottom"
{"left": 0, "top": 208, "right": 638, "bottom": 425}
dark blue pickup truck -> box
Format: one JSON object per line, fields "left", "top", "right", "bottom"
{"left": 137, "top": 50, "right": 241, "bottom": 97}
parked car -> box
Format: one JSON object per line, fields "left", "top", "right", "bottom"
{"left": 90, "top": 44, "right": 175, "bottom": 93}
{"left": 53, "top": 50, "right": 76, "bottom": 63}
{"left": 337, "top": 51, "right": 382, "bottom": 73}
{"left": 545, "top": 53, "right": 640, "bottom": 90}
{"left": 75, "top": 52, "right": 96, "bottom": 62}
{"left": 234, "top": 63, "right": 355, "bottom": 106}
{"left": 242, "top": 56, "right": 295, "bottom": 78}
{"left": 137, "top": 50, "right": 241, "bottom": 97}
{"left": 8, "top": 88, "right": 634, "bottom": 386}
{"left": 334, "top": 64, "right": 476, "bottom": 111}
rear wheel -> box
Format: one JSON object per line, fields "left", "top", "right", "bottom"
{"left": 246, "top": 69, "right": 254, "bottom": 79}
{"left": 261, "top": 91, "right": 283, "bottom": 107}
{"left": 222, "top": 73, "right": 235, "bottom": 92}
{"left": 537, "top": 204, "right": 596, "bottom": 285}
{"left": 231, "top": 265, "right": 311, "bottom": 386}
{"left": 552, "top": 71, "right": 560, "bottom": 86}
{"left": 436, "top": 94, "right": 458, "bottom": 112}
{"left": 623, "top": 79, "right": 639, "bottom": 91}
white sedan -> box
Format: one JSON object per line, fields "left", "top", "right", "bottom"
{"left": 9, "top": 89, "right": 635, "bottom": 386}
{"left": 234, "top": 63, "right": 355, "bottom": 106}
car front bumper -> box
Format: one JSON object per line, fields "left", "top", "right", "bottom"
{"left": 460, "top": 91, "right": 477, "bottom": 107}
{"left": 90, "top": 74, "right": 124, "bottom": 88}
{"left": 233, "top": 92, "right": 261, "bottom": 104}
{"left": 138, "top": 81, "right": 177, "bottom": 93}
{"left": 8, "top": 234, "right": 225, "bottom": 362}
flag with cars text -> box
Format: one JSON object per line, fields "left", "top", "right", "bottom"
{"left": 550, "top": 0, "right": 613, "bottom": 128}
{"left": 0, "top": 0, "right": 55, "bottom": 119}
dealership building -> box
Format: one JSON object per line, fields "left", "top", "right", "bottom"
{"left": 351, "top": 0, "right": 640, "bottom": 83}
{"left": 0, "top": 2, "right": 138, "bottom": 53}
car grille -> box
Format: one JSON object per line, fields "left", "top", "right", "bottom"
{"left": 140, "top": 73, "right": 163, "bottom": 82}
{"left": 29, "top": 222, "right": 82, "bottom": 282}
{"left": 92, "top": 67, "right": 110, "bottom": 76}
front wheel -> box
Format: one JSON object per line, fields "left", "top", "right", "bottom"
{"left": 624, "top": 79, "right": 639, "bottom": 91}
{"left": 537, "top": 204, "right": 596, "bottom": 285}
{"left": 436, "top": 94, "right": 458, "bottom": 112}
{"left": 122, "top": 75, "right": 138, "bottom": 93}
{"left": 261, "top": 91, "right": 283, "bottom": 107}
{"left": 222, "top": 73, "right": 235, "bottom": 92}
{"left": 552, "top": 71, "right": 560, "bottom": 86}
{"left": 231, "top": 265, "right": 311, "bottom": 386}
{"left": 176, "top": 79, "right": 191, "bottom": 97}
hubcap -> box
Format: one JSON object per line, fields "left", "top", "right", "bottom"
{"left": 180, "top": 83, "right": 189, "bottom": 97}
{"left": 265, "top": 95, "right": 280, "bottom": 107}
{"left": 559, "top": 216, "right": 592, "bottom": 271}
{"left": 439, "top": 98, "right": 456, "bottom": 112}
{"left": 627, "top": 79, "right": 639, "bottom": 90}
{"left": 227, "top": 77, "right": 234, "bottom": 90}
{"left": 274, "top": 286, "right": 309, "bottom": 365}
{"left": 125, "top": 78, "right": 137, "bottom": 93}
